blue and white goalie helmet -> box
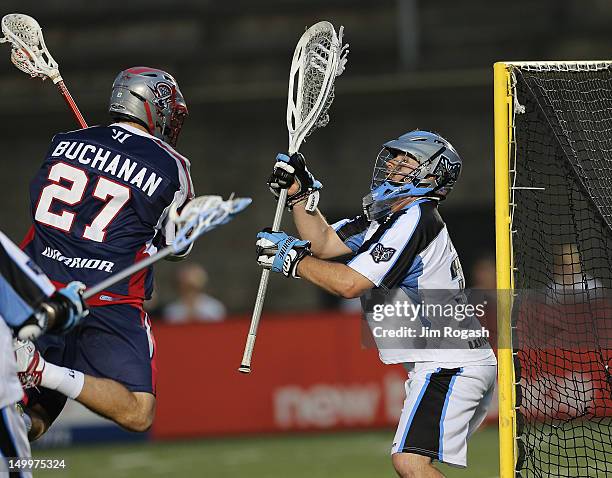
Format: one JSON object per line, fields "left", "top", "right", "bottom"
{"left": 109, "top": 67, "right": 188, "bottom": 146}
{"left": 362, "top": 130, "right": 462, "bottom": 221}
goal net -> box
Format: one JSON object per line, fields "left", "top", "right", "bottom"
{"left": 497, "top": 62, "right": 612, "bottom": 478}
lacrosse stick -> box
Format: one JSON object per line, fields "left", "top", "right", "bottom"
{"left": 83, "top": 195, "right": 251, "bottom": 300}
{"left": 239, "top": 21, "right": 348, "bottom": 373}
{"left": 0, "top": 13, "right": 87, "bottom": 128}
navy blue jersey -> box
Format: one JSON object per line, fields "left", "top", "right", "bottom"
{"left": 23, "top": 123, "right": 194, "bottom": 303}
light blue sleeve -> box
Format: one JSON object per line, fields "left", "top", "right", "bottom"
{"left": 0, "top": 275, "right": 36, "bottom": 327}
{"left": 331, "top": 216, "right": 370, "bottom": 253}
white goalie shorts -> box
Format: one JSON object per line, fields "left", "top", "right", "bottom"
{"left": 391, "top": 362, "right": 496, "bottom": 467}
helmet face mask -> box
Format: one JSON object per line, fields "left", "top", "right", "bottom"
{"left": 109, "top": 67, "right": 188, "bottom": 147}
{"left": 362, "top": 130, "right": 462, "bottom": 221}
{"left": 165, "top": 104, "right": 187, "bottom": 147}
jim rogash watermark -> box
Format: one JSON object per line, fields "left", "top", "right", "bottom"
{"left": 361, "top": 289, "right": 494, "bottom": 350}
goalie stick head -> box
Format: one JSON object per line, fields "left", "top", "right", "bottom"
{"left": 109, "top": 67, "right": 188, "bottom": 147}
{"left": 362, "top": 130, "right": 462, "bottom": 221}
{"left": 286, "top": 21, "right": 348, "bottom": 154}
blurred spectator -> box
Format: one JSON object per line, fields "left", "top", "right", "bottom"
{"left": 163, "top": 264, "right": 227, "bottom": 323}
{"left": 548, "top": 243, "right": 601, "bottom": 304}
{"left": 470, "top": 254, "right": 497, "bottom": 290}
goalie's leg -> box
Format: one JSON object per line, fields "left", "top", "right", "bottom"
{"left": 391, "top": 363, "right": 496, "bottom": 474}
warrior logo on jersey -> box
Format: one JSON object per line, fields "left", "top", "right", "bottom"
{"left": 370, "top": 243, "right": 396, "bottom": 263}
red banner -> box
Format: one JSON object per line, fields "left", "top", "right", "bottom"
{"left": 152, "top": 312, "right": 408, "bottom": 439}
{"left": 151, "top": 308, "right": 609, "bottom": 440}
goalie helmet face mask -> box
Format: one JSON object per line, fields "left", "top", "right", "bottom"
{"left": 362, "top": 130, "right": 462, "bottom": 221}
{"left": 108, "top": 67, "right": 188, "bottom": 147}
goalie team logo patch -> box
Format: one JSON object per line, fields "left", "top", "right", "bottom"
{"left": 370, "top": 243, "right": 396, "bottom": 263}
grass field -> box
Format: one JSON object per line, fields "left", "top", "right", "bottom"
{"left": 34, "top": 426, "right": 499, "bottom": 478}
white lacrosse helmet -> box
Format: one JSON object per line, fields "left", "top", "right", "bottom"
{"left": 109, "top": 67, "right": 188, "bottom": 146}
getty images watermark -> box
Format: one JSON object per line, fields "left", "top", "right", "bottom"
{"left": 361, "top": 289, "right": 495, "bottom": 350}
{"left": 370, "top": 300, "right": 489, "bottom": 339}
{"left": 361, "top": 288, "right": 612, "bottom": 351}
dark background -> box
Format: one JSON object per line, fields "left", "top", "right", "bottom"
{"left": 1, "top": 0, "right": 610, "bottom": 312}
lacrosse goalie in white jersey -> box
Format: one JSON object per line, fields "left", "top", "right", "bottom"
{"left": 256, "top": 130, "right": 497, "bottom": 477}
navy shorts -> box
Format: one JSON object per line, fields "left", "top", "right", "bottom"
{"left": 27, "top": 304, "right": 157, "bottom": 421}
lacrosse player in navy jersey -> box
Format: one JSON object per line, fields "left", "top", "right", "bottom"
{"left": 17, "top": 67, "right": 195, "bottom": 439}
{"left": 0, "top": 230, "right": 86, "bottom": 474}
{"left": 256, "top": 131, "right": 497, "bottom": 477}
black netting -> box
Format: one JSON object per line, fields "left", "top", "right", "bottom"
{"left": 510, "top": 64, "right": 612, "bottom": 478}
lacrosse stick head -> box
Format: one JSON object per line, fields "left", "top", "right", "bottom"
{"left": 0, "top": 14, "right": 61, "bottom": 83}
{"left": 170, "top": 195, "right": 252, "bottom": 252}
{"left": 286, "top": 21, "right": 349, "bottom": 154}
{"left": 169, "top": 195, "right": 222, "bottom": 226}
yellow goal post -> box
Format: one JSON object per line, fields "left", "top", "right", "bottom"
{"left": 494, "top": 59, "right": 612, "bottom": 478}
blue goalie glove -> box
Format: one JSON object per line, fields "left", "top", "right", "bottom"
{"left": 53, "top": 281, "right": 89, "bottom": 333}
{"left": 256, "top": 228, "right": 311, "bottom": 278}
{"left": 17, "top": 281, "right": 89, "bottom": 341}
{"left": 268, "top": 153, "right": 322, "bottom": 212}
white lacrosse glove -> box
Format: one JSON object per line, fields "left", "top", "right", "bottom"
{"left": 13, "top": 339, "right": 45, "bottom": 389}
{"left": 268, "top": 153, "right": 322, "bottom": 212}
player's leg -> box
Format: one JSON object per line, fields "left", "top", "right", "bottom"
{"left": 466, "top": 374, "right": 495, "bottom": 439}
{"left": 391, "top": 365, "right": 451, "bottom": 477}
{"left": 390, "top": 364, "right": 496, "bottom": 477}
{"left": 431, "top": 365, "right": 496, "bottom": 466}
{"left": 22, "top": 304, "right": 157, "bottom": 434}
{"left": 0, "top": 405, "right": 33, "bottom": 478}
{"left": 77, "top": 378, "right": 155, "bottom": 432}
{"left": 24, "top": 375, "right": 154, "bottom": 436}
{"left": 392, "top": 453, "right": 445, "bottom": 478}
{"left": 70, "top": 304, "right": 157, "bottom": 431}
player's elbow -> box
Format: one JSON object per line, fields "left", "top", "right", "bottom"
{"left": 335, "top": 271, "right": 374, "bottom": 299}
{"left": 337, "top": 281, "right": 367, "bottom": 299}
{"left": 122, "top": 413, "right": 154, "bottom": 433}
{"left": 120, "top": 398, "right": 156, "bottom": 433}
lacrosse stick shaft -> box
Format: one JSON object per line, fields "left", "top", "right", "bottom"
{"left": 83, "top": 247, "right": 174, "bottom": 300}
{"left": 56, "top": 80, "right": 88, "bottom": 128}
{"left": 239, "top": 188, "right": 288, "bottom": 373}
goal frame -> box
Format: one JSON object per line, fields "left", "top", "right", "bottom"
{"left": 493, "top": 59, "right": 612, "bottom": 478}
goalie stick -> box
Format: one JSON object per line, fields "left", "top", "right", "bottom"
{"left": 239, "top": 21, "right": 348, "bottom": 373}
{"left": 0, "top": 13, "right": 87, "bottom": 128}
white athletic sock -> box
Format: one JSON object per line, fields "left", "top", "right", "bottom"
{"left": 41, "top": 362, "right": 85, "bottom": 399}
